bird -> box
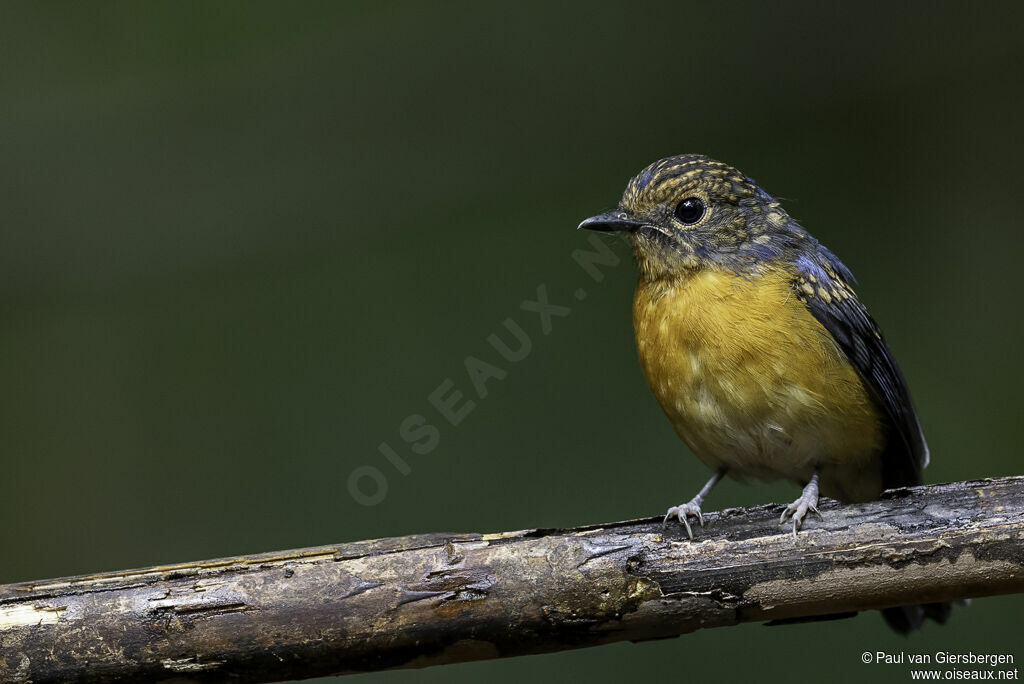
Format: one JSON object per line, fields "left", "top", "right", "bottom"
{"left": 578, "top": 153, "right": 948, "bottom": 632}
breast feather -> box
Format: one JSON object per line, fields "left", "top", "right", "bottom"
{"left": 633, "top": 267, "right": 884, "bottom": 483}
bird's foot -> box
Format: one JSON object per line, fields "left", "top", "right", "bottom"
{"left": 779, "top": 476, "right": 822, "bottom": 539}
{"left": 663, "top": 498, "right": 704, "bottom": 539}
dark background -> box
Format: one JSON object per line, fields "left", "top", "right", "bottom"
{"left": 2, "top": 2, "right": 1021, "bottom": 683}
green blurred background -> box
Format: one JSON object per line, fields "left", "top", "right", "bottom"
{"left": 2, "top": 2, "right": 1021, "bottom": 682}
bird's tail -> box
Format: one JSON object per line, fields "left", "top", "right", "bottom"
{"left": 879, "top": 434, "right": 954, "bottom": 634}
{"left": 882, "top": 602, "right": 953, "bottom": 634}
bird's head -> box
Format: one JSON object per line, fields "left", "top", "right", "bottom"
{"left": 579, "top": 154, "right": 807, "bottom": 281}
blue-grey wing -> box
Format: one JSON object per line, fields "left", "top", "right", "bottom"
{"left": 791, "top": 253, "right": 929, "bottom": 488}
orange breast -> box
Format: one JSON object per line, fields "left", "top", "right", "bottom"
{"left": 633, "top": 266, "right": 886, "bottom": 501}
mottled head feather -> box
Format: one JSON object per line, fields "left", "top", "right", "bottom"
{"left": 615, "top": 154, "right": 850, "bottom": 284}
{"left": 623, "top": 154, "right": 765, "bottom": 210}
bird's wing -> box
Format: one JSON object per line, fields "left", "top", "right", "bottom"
{"left": 791, "top": 253, "right": 929, "bottom": 488}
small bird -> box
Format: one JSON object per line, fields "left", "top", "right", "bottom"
{"left": 579, "top": 154, "right": 948, "bottom": 632}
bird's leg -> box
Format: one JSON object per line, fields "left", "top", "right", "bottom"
{"left": 780, "top": 471, "right": 822, "bottom": 538}
{"left": 663, "top": 469, "right": 726, "bottom": 539}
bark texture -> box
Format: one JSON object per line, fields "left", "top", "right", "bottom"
{"left": 1, "top": 476, "right": 1022, "bottom": 683}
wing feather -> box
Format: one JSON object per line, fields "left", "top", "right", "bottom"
{"left": 792, "top": 253, "right": 928, "bottom": 488}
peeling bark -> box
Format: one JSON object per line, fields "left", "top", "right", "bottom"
{"left": 1, "top": 477, "right": 1022, "bottom": 683}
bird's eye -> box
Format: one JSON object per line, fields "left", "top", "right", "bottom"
{"left": 674, "top": 197, "right": 705, "bottom": 224}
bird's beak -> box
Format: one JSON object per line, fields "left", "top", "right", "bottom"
{"left": 577, "top": 211, "right": 645, "bottom": 233}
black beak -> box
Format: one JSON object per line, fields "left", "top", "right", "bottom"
{"left": 577, "top": 211, "right": 645, "bottom": 232}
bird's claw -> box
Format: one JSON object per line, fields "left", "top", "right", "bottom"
{"left": 779, "top": 498, "right": 820, "bottom": 539}
{"left": 663, "top": 500, "right": 704, "bottom": 539}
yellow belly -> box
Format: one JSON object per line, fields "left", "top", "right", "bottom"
{"left": 633, "top": 267, "right": 886, "bottom": 502}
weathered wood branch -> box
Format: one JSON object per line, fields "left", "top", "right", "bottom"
{"left": 1, "top": 477, "right": 1022, "bottom": 683}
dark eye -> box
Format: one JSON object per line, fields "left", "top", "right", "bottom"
{"left": 674, "top": 197, "right": 705, "bottom": 224}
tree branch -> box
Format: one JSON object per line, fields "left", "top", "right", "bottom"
{"left": 2, "top": 476, "right": 1022, "bottom": 683}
